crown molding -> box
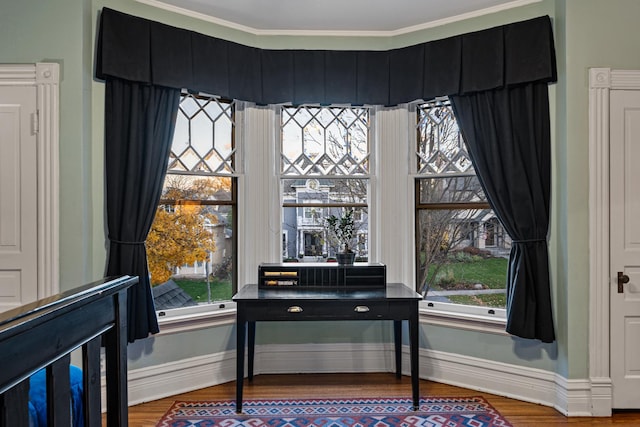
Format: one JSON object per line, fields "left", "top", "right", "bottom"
{"left": 135, "top": 0, "right": 542, "bottom": 38}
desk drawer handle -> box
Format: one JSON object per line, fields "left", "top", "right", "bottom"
{"left": 354, "top": 305, "right": 370, "bottom": 313}
{"left": 287, "top": 306, "right": 303, "bottom": 313}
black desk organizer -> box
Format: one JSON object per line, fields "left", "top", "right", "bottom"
{"left": 258, "top": 262, "right": 386, "bottom": 289}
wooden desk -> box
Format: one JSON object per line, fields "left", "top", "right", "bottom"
{"left": 233, "top": 282, "right": 421, "bottom": 412}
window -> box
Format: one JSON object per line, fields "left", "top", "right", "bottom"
{"left": 147, "top": 93, "right": 237, "bottom": 311}
{"left": 280, "top": 106, "right": 370, "bottom": 262}
{"left": 415, "top": 99, "right": 508, "bottom": 311}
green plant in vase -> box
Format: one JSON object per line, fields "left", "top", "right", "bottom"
{"left": 325, "top": 208, "right": 356, "bottom": 265}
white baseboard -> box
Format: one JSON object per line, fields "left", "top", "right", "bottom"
{"left": 417, "top": 348, "right": 591, "bottom": 416}
{"left": 252, "top": 342, "right": 397, "bottom": 374}
{"left": 588, "top": 377, "right": 613, "bottom": 416}
{"left": 126, "top": 351, "right": 237, "bottom": 406}
{"left": 122, "top": 343, "right": 594, "bottom": 416}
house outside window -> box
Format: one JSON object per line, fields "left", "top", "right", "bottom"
{"left": 147, "top": 93, "right": 237, "bottom": 311}
{"left": 280, "top": 106, "right": 370, "bottom": 262}
{"left": 415, "top": 99, "right": 509, "bottom": 311}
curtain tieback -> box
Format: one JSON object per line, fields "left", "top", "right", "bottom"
{"left": 109, "top": 237, "right": 146, "bottom": 245}
{"left": 512, "top": 238, "right": 546, "bottom": 243}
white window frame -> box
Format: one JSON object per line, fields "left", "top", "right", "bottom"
{"left": 407, "top": 102, "right": 506, "bottom": 332}
{"left": 152, "top": 96, "right": 244, "bottom": 333}
{"left": 277, "top": 105, "right": 373, "bottom": 261}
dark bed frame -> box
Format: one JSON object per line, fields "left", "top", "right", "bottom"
{"left": 0, "top": 275, "right": 138, "bottom": 426}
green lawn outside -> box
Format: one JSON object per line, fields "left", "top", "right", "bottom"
{"left": 173, "top": 278, "right": 233, "bottom": 302}
{"left": 429, "top": 255, "right": 508, "bottom": 308}
{"left": 448, "top": 293, "right": 507, "bottom": 308}
{"left": 430, "top": 256, "right": 507, "bottom": 290}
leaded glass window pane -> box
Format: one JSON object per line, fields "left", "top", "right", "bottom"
{"left": 416, "top": 99, "right": 472, "bottom": 175}
{"left": 168, "top": 94, "right": 236, "bottom": 175}
{"left": 281, "top": 106, "right": 369, "bottom": 176}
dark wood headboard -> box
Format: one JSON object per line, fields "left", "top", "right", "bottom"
{"left": 0, "top": 275, "right": 138, "bottom": 426}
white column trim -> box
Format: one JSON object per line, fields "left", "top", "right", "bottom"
{"left": 238, "top": 104, "right": 280, "bottom": 285}
{"left": 588, "top": 67, "right": 612, "bottom": 416}
{"left": 0, "top": 63, "right": 60, "bottom": 297}
{"left": 374, "top": 106, "right": 413, "bottom": 286}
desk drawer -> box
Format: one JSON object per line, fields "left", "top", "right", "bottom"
{"left": 243, "top": 301, "right": 390, "bottom": 320}
{"left": 242, "top": 302, "right": 311, "bottom": 320}
{"left": 315, "top": 302, "right": 389, "bottom": 319}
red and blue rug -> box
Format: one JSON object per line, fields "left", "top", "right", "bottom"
{"left": 156, "top": 396, "right": 512, "bottom": 426}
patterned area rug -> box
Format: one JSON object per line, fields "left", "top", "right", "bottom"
{"left": 156, "top": 396, "right": 512, "bottom": 426}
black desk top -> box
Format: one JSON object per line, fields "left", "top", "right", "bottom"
{"left": 233, "top": 283, "right": 422, "bottom": 301}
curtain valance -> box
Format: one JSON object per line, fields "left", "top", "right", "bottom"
{"left": 96, "top": 8, "right": 556, "bottom": 106}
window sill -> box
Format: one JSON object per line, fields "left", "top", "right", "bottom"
{"left": 419, "top": 301, "right": 509, "bottom": 336}
{"left": 156, "top": 302, "right": 237, "bottom": 335}
{"left": 154, "top": 301, "right": 508, "bottom": 336}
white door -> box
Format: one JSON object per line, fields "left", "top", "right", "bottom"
{"left": 0, "top": 85, "right": 38, "bottom": 312}
{"left": 610, "top": 89, "right": 640, "bottom": 409}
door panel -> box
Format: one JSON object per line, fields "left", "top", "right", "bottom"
{"left": 0, "top": 86, "right": 38, "bottom": 311}
{"left": 610, "top": 90, "right": 640, "bottom": 408}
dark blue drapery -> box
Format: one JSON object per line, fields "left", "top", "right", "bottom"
{"left": 451, "top": 83, "right": 555, "bottom": 343}
{"left": 104, "top": 79, "right": 180, "bottom": 342}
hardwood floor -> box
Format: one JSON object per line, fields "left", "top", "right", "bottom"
{"left": 125, "top": 373, "right": 640, "bottom": 426}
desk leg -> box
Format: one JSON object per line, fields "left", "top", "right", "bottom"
{"left": 236, "top": 318, "right": 245, "bottom": 413}
{"left": 248, "top": 321, "right": 256, "bottom": 381}
{"left": 409, "top": 303, "right": 419, "bottom": 410}
{"left": 393, "top": 320, "right": 401, "bottom": 378}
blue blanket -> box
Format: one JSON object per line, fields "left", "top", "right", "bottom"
{"left": 28, "top": 365, "right": 84, "bottom": 427}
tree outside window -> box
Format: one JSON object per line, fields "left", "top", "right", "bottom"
{"left": 147, "top": 94, "right": 237, "bottom": 310}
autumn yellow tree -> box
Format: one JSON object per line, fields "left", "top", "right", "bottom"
{"left": 146, "top": 175, "right": 227, "bottom": 285}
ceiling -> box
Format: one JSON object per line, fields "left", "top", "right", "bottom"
{"left": 136, "top": 0, "right": 541, "bottom": 36}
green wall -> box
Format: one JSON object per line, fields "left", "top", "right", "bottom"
{"left": 560, "top": 0, "right": 640, "bottom": 378}
{"left": 0, "top": 0, "right": 96, "bottom": 288}
{"left": 5, "top": 0, "right": 640, "bottom": 384}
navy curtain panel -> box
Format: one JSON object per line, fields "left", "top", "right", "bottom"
{"left": 96, "top": 8, "right": 557, "bottom": 105}
{"left": 104, "top": 78, "right": 180, "bottom": 342}
{"left": 450, "top": 83, "right": 555, "bottom": 343}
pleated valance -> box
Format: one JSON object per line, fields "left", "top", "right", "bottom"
{"left": 96, "top": 7, "right": 556, "bottom": 106}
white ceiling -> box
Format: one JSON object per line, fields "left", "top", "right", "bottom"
{"left": 136, "top": 0, "right": 541, "bottom": 36}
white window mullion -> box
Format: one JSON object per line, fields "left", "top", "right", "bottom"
{"left": 239, "top": 104, "right": 280, "bottom": 284}
{"left": 374, "top": 105, "right": 413, "bottom": 287}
